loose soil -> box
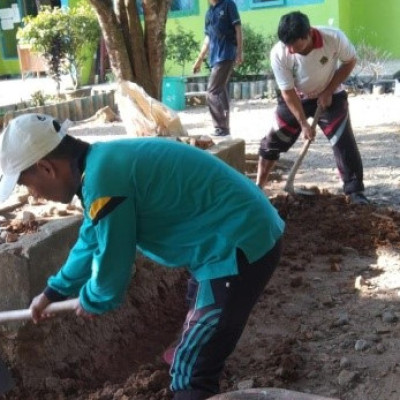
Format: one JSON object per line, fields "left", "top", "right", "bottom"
{"left": 3, "top": 94, "right": 400, "bottom": 400}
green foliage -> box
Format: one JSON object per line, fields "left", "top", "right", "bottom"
{"left": 30, "top": 90, "right": 47, "bottom": 107}
{"left": 29, "top": 90, "right": 66, "bottom": 107}
{"left": 17, "top": 3, "right": 100, "bottom": 91}
{"left": 67, "top": 3, "right": 102, "bottom": 86}
{"left": 166, "top": 23, "right": 200, "bottom": 76}
{"left": 235, "top": 24, "right": 276, "bottom": 79}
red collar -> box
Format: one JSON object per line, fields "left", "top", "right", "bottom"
{"left": 311, "top": 28, "right": 323, "bottom": 49}
{"left": 287, "top": 28, "right": 323, "bottom": 54}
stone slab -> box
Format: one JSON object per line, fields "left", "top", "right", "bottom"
{"left": 0, "top": 216, "right": 82, "bottom": 312}
{"left": 208, "top": 138, "right": 246, "bottom": 173}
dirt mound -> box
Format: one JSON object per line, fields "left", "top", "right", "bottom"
{"left": 223, "top": 193, "right": 400, "bottom": 400}
{"left": 3, "top": 256, "right": 187, "bottom": 400}
{"left": 274, "top": 191, "right": 400, "bottom": 255}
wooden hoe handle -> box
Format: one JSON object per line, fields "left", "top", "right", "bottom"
{"left": 283, "top": 105, "right": 323, "bottom": 194}
{"left": 0, "top": 298, "right": 79, "bottom": 323}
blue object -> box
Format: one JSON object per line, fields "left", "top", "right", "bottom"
{"left": 162, "top": 76, "right": 186, "bottom": 111}
{"left": 205, "top": 0, "right": 240, "bottom": 67}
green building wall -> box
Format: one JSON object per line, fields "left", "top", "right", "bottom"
{"left": 165, "top": 0, "right": 400, "bottom": 76}
{"left": 0, "top": 58, "right": 19, "bottom": 78}
{"left": 237, "top": 0, "right": 339, "bottom": 34}
{"left": 165, "top": 0, "right": 341, "bottom": 76}
{"left": 338, "top": 0, "right": 400, "bottom": 58}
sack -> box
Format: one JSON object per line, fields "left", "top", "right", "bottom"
{"left": 116, "top": 80, "right": 187, "bottom": 137}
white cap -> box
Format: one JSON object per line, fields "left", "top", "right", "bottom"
{"left": 0, "top": 114, "right": 66, "bottom": 203}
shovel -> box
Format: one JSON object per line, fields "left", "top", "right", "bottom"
{"left": 0, "top": 298, "right": 79, "bottom": 395}
{"left": 284, "top": 105, "right": 323, "bottom": 195}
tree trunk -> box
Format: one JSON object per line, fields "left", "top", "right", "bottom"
{"left": 89, "top": 0, "right": 172, "bottom": 99}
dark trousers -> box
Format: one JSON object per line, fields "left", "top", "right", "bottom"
{"left": 171, "top": 240, "right": 282, "bottom": 400}
{"left": 259, "top": 91, "right": 364, "bottom": 194}
{"left": 207, "top": 60, "right": 235, "bottom": 131}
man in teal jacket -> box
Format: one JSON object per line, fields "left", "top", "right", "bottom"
{"left": 0, "top": 113, "right": 284, "bottom": 400}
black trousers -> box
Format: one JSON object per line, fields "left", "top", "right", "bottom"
{"left": 259, "top": 91, "right": 364, "bottom": 194}
{"left": 171, "top": 239, "right": 282, "bottom": 400}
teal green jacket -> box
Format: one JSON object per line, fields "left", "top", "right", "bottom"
{"left": 47, "top": 138, "right": 284, "bottom": 314}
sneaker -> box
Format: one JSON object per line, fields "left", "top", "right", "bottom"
{"left": 349, "top": 191, "right": 369, "bottom": 205}
{"left": 211, "top": 128, "right": 230, "bottom": 137}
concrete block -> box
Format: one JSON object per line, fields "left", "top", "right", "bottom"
{"left": 208, "top": 138, "right": 246, "bottom": 173}
{"left": 67, "top": 99, "right": 77, "bottom": 121}
{"left": 56, "top": 102, "right": 68, "bottom": 121}
{"left": 44, "top": 104, "right": 58, "bottom": 120}
{"left": 73, "top": 97, "right": 83, "bottom": 120}
{"left": 0, "top": 216, "right": 82, "bottom": 312}
{"left": 1, "top": 91, "right": 117, "bottom": 123}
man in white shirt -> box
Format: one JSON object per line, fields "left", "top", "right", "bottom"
{"left": 256, "top": 11, "right": 368, "bottom": 205}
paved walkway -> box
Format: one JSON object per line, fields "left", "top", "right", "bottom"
{"left": 0, "top": 76, "right": 60, "bottom": 107}
{"left": 0, "top": 75, "right": 109, "bottom": 108}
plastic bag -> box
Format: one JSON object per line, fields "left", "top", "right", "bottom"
{"left": 116, "top": 80, "right": 187, "bottom": 137}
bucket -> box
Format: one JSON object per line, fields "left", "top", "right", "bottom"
{"left": 162, "top": 76, "right": 186, "bottom": 111}
{"left": 241, "top": 81, "right": 250, "bottom": 99}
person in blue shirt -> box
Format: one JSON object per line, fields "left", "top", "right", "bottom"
{"left": 193, "top": 0, "right": 243, "bottom": 137}
{"left": 0, "top": 113, "right": 284, "bottom": 400}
